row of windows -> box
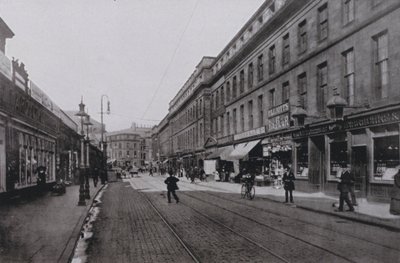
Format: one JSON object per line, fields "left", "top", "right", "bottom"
{"left": 211, "top": 30, "right": 389, "bottom": 137}
{"left": 211, "top": 0, "right": 359, "bottom": 109}
{"left": 176, "top": 123, "right": 203, "bottom": 150}
{"left": 172, "top": 98, "right": 203, "bottom": 132}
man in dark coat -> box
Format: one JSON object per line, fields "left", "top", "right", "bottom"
{"left": 283, "top": 166, "right": 295, "bottom": 203}
{"left": 164, "top": 169, "right": 180, "bottom": 203}
{"left": 336, "top": 167, "right": 355, "bottom": 212}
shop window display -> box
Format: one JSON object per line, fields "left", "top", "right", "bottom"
{"left": 296, "top": 143, "right": 308, "bottom": 177}
{"left": 374, "top": 135, "right": 399, "bottom": 181}
{"left": 330, "top": 141, "right": 348, "bottom": 179}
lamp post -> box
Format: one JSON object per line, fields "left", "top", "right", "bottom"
{"left": 75, "top": 98, "right": 88, "bottom": 206}
{"left": 84, "top": 113, "right": 93, "bottom": 199}
{"left": 100, "top": 95, "right": 110, "bottom": 184}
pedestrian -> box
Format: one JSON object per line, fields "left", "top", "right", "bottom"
{"left": 93, "top": 167, "right": 99, "bottom": 187}
{"left": 335, "top": 165, "right": 355, "bottom": 212}
{"left": 282, "top": 165, "right": 295, "bottom": 203}
{"left": 149, "top": 167, "right": 153, "bottom": 176}
{"left": 346, "top": 165, "right": 358, "bottom": 206}
{"left": 36, "top": 165, "right": 47, "bottom": 193}
{"left": 200, "top": 167, "right": 206, "bottom": 182}
{"left": 164, "top": 169, "right": 179, "bottom": 203}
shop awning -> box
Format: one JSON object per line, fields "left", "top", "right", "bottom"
{"left": 227, "top": 140, "right": 260, "bottom": 160}
{"left": 162, "top": 159, "right": 169, "bottom": 164}
{"left": 220, "top": 146, "right": 235, "bottom": 161}
{"left": 107, "top": 159, "right": 116, "bottom": 164}
{"left": 206, "top": 146, "right": 233, "bottom": 160}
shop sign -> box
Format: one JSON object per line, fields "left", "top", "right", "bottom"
{"left": 15, "top": 95, "right": 43, "bottom": 124}
{"left": 268, "top": 113, "right": 290, "bottom": 132}
{"left": 261, "top": 135, "right": 292, "bottom": 145}
{"left": 292, "top": 125, "right": 329, "bottom": 138}
{"left": 268, "top": 102, "right": 289, "bottom": 118}
{"left": 234, "top": 126, "right": 266, "bottom": 141}
{"left": 344, "top": 110, "right": 400, "bottom": 130}
{"left": 218, "top": 135, "right": 233, "bottom": 145}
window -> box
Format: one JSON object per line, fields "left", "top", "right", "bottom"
{"left": 269, "top": 88, "right": 276, "bottom": 108}
{"left": 248, "top": 100, "right": 254, "bottom": 129}
{"left": 221, "top": 86, "right": 224, "bottom": 105}
{"left": 216, "top": 90, "right": 219, "bottom": 108}
{"left": 233, "top": 108, "right": 237, "bottom": 134}
{"left": 343, "top": 0, "right": 354, "bottom": 24}
{"left": 374, "top": 135, "right": 399, "bottom": 181}
{"left": 298, "top": 19, "right": 307, "bottom": 53}
{"left": 258, "top": 95, "right": 263, "bottom": 127}
{"left": 226, "top": 82, "right": 231, "bottom": 102}
{"left": 199, "top": 123, "right": 203, "bottom": 141}
{"left": 343, "top": 48, "right": 355, "bottom": 105}
{"left": 211, "top": 94, "right": 214, "bottom": 111}
{"left": 282, "top": 81, "right": 289, "bottom": 103}
{"left": 232, "top": 76, "right": 237, "bottom": 98}
{"left": 127, "top": 150, "right": 130, "bottom": 156}
{"left": 374, "top": 32, "right": 389, "bottom": 99}
{"left": 240, "top": 105, "right": 245, "bottom": 132}
{"left": 318, "top": 3, "right": 328, "bottom": 41}
{"left": 248, "top": 63, "right": 254, "bottom": 89}
{"left": 298, "top": 73, "right": 307, "bottom": 109}
{"left": 269, "top": 45, "right": 276, "bottom": 75}
{"left": 240, "top": 70, "right": 245, "bottom": 93}
{"left": 199, "top": 99, "right": 202, "bottom": 116}
{"left": 330, "top": 140, "right": 348, "bottom": 179}
{"left": 282, "top": 33, "right": 290, "bottom": 66}
{"left": 226, "top": 112, "right": 230, "bottom": 135}
{"left": 296, "top": 141, "right": 308, "bottom": 177}
{"left": 257, "top": 54, "right": 264, "bottom": 81}
{"left": 220, "top": 115, "right": 224, "bottom": 136}
{"left": 317, "top": 62, "right": 328, "bottom": 112}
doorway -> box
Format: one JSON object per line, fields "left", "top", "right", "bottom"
{"left": 351, "top": 146, "right": 368, "bottom": 197}
{"left": 309, "top": 136, "right": 325, "bottom": 191}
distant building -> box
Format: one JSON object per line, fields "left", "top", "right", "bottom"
{"left": 106, "top": 123, "right": 152, "bottom": 168}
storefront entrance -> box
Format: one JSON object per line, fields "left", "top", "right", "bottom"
{"left": 352, "top": 146, "right": 368, "bottom": 197}
{"left": 309, "top": 136, "right": 325, "bottom": 191}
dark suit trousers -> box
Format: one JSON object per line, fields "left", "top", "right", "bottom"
{"left": 167, "top": 190, "right": 179, "bottom": 203}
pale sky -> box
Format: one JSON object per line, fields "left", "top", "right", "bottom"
{"left": 0, "top": 0, "right": 264, "bottom": 132}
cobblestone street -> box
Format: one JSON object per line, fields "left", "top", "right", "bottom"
{"left": 84, "top": 175, "right": 400, "bottom": 263}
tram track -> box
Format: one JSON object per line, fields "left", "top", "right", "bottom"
{"left": 125, "top": 177, "right": 399, "bottom": 262}
{"left": 132, "top": 182, "right": 349, "bottom": 262}
{"left": 182, "top": 188, "right": 400, "bottom": 253}
{"left": 180, "top": 191, "right": 357, "bottom": 263}
{"left": 134, "top": 183, "right": 290, "bottom": 262}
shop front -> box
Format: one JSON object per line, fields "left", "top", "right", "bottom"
{"left": 292, "top": 104, "right": 400, "bottom": 200}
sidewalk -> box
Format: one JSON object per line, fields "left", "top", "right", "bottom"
{"left": 179, "top": 177, "right": 400, "bottom": 231}
{"left": 0, "top": 182, "right": 103, "bottom": 263}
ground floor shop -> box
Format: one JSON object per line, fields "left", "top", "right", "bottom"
{"left": 1, "top": 115, "right": 57, "bottom": 193}
{"left": 292, "top": 105, "right": 400, "bottom": 201}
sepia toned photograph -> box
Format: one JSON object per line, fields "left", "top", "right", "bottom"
{"left": 0, "top": 0, "right": 399, "bottom": 262}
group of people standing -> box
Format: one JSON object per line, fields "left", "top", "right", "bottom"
{"left": 163, "top": 162, "right": 360, "bottom": 212}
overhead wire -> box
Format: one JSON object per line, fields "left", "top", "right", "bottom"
{"left": 140, "top": 0, "right": 200, "bottom": 120}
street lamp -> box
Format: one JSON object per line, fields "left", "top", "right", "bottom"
{"left": 75, "top": 97, "right": 88, "bottom": 206}
{"left": 100, "top": 95, "right": 110, "bottom": 184}
{"left": 83, "top": 113, "right": 93, "bottom": 199}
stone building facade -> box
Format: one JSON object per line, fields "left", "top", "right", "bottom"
{"left": 154, "top": 0, "right": 400, "bottom": 201}
{"left": 106, "top": 124, "right": 152, "bottom": 169}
